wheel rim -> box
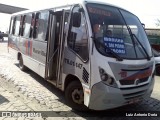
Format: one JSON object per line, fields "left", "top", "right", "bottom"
{"left": 71, "top": 88, "right": 84, "bottom": 104}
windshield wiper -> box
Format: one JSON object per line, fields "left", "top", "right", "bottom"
{"left": 132, "top": 33, "right": 150, "bottom": 60}
{"left": 93, "top": 38, "right": 123, "bottom": 61}
{"left": 127, "top": 26, "right": 150, "bottom": 61}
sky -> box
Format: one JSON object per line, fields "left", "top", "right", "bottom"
{"left": 0, "top": 0, "right": 160, "bottom": 32}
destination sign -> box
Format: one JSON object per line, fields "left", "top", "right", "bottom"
{"left": 104, "top": 37, "right": 126, "bottom": 54}
{"left": 88, "top": 7, "right": 111, "bottom": 16}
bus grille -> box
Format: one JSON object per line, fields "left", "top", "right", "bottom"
{"left": 120, "top": 83, "right": 149, "bottom": 101}
{"left": 82, "top": 67, "right": 89, "bottom": 83}
{"left": 119, "top": 77, "right": 148, "bottom": 85}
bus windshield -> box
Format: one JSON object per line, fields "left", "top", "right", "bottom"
{"left": 86, "top": 3, "right": 152, "bottom": 59}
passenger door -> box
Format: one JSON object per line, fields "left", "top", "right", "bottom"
{"left": 45, "top": 10, "right": 69, "bottom": 87}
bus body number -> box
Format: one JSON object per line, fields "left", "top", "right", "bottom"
{"left": 64, "top": 58, "right": 83, "bottom": 69}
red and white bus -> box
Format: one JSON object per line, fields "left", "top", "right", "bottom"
{"left": 8, "top": 0, "right": 155, "bottom": 110}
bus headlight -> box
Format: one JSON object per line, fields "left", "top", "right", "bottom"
{"left": 99, "top": 67, "right": 117, "bottom": 87}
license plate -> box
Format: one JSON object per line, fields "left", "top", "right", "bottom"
{"left": 128, "top": 98, "right": 141, "bottom": 104}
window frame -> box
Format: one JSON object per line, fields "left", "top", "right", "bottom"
{"left": 9, "top": 17, "right": 14, "bottom": 34}
{"left": 67, "top": 5, "right": 89, "bottom": 62}
{"left": 29, "top": 13, "right": 35, "bottom": 38}
{"left": 21, "top": 14, "right": 32, "bottom": 38}
{"left": 11, "top": 17, "right": 17, "bottom": 35}
{"left": 32, "top": 10, "right": 49, "bottom": 41}
{"left": 14, "top": 16, "right": 21, "bottom": 36}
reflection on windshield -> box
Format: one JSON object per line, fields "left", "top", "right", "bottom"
{"left": 87, "top": 3, "right": 152, "bottom": 59}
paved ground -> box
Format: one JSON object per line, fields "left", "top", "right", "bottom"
{"left": 0, "top": 40, "right": 160, "bottom": 120}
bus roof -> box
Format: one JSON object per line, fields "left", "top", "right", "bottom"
{"left": 11, "top": 0, "right": 133, "bottom": 17}
{"left": 85, "top": 0, "right": 134, "bottom": 15}
{"left": 11, "top": 4, "right": 73, "bottom": 16}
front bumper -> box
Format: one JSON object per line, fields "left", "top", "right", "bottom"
{"left": 88, "top": 77, "right": 155, "bottom": 110}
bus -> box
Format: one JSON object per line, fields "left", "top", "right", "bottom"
{"left": 145, "top": 28, "right": 160, "bottom": 52}
{"left": 8, "top": 0, "right": 155, "bottom": 111}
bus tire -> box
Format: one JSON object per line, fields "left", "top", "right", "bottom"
{"left": 19, "top": 55, "right": 28, "bottom": 71}
{"left": 65, "top": 81, "right": 88, "bottom": 111}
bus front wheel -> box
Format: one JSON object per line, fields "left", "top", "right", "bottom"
{"left": 65, "top": 81, "right": 88, "bottom": 111}
{"left": 19, "top": 55, "right": 28, "bottom": 71}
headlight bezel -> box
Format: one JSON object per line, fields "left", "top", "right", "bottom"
{"left": 99, "top": 67, "right": 118, "bottom": 88}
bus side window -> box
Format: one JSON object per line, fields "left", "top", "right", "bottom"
{"left": 29, "top": 13, "right": 35, "bottom": 38}
{"left": 33, "top": 12, "right": 39, "bottom": 39}
{"left": 9, "top": 17, "right": 14, "bottom": 34}
{"left": 21, "top": 15, "right": 26, "bottom": 36}
{"left": 33, "top": 11, "right": 49, "bottom": 41}
{"left": 12, "top": 17, "right": 17, "bottom": 35}
{"left": 18, "top": 16, "right": 23, "bottom": 36}
{"left": 67, "top": 6, "right": 89, "bottom": 61}
{"left": 14, "top": 16, "right": 21, "bottom": 36}
{"left": 22, "top": 14, "right": 32, "bottom": 38}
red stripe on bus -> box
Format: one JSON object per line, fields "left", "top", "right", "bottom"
{"left": 28, "top": 41, "right": 30, "bottom": 55}
{"left": 30, "top": 41, "right": 32, "bottom": 56}
{"left": 25, "top": 40, "right": 28, "bottom": 55}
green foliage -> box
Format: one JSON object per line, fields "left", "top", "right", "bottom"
{"left": 156, "top": 19, "right": 160, "bottom": 26}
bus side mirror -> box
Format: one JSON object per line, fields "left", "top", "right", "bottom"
{"left": 142, "top": 23, "right": 145, "bottom": 28}
{"left": 72, "top": 12, "right": 81, "bottom": 27}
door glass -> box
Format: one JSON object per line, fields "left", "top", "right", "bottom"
{"left": 67, "top": 6, "right": 89, "bottom": 61}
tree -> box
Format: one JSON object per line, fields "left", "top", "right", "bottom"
{"left": 156, "top": 19, "right": 160, "bottom": 26}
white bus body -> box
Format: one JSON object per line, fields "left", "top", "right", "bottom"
{"left": 8, "top": 0, "right": 155, "bottom": 110}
